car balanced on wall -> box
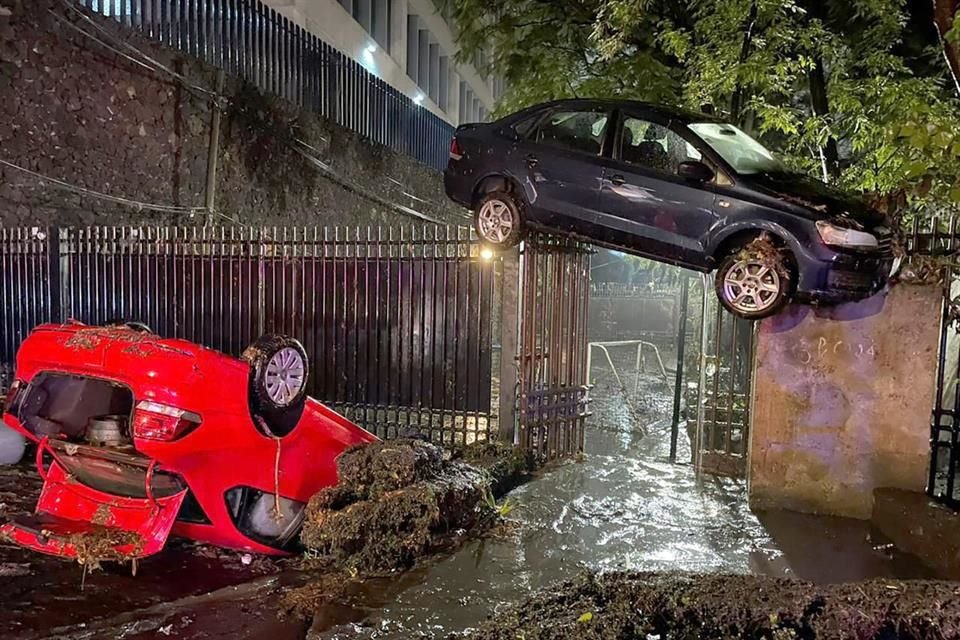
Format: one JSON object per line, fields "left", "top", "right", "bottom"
{"left": 444, "top": 99, "right": 896, "bottom": 319}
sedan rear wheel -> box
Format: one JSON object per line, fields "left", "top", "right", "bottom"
{"left": 715, "top": 240, "right": 793, "bottom": 319}
{"left": 475, "top": 191, "right": 523, "bottom": 247}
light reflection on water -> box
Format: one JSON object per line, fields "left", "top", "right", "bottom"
{"left": 313, "top": 369, "right": 930, "bottom": 639}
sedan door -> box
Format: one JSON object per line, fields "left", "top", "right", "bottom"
{"left": 596, "top": 112, "right": 719, "bottom": 268}
{"left": 515, "top": 106, "right": 612, "bottom": 235}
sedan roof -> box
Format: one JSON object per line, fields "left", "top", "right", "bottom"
{"left": 501, "top": 98, "right": 725, "bottom": 125}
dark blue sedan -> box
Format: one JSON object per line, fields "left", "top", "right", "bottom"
{"left": 444, "top": 98, "right": 895, "bottom": 319}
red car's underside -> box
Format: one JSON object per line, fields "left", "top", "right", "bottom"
{"left": 0, "top": 323, "right": 377, "bottom": 561}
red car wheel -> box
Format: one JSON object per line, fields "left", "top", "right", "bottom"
{"left": 242, "top": 335, "right": 309, "bottom": 435}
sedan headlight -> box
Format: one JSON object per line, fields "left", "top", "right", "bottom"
{"left": 815, "top": 221, "right": 879, "bottom": 250}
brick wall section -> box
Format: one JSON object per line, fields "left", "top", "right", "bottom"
{"left": 749, "top": 285, "right": 940, "bottom": 519}
{"left": 0, "top": 0, "right": 466, "bottom": 227}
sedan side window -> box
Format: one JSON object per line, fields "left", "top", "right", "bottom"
{"left": 532, "top": 110, "right": 609, "bottom": 156}
{"left": 620, "top": 117, "right": 702, "bottom": 175}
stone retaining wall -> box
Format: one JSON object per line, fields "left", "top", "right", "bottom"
{"left": 0, "top": 0, "right": 465, "bottom": 227}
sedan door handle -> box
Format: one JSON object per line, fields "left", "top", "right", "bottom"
{"left": 610, "top": 174, "right": 626, "bottom": 186}
{"left": 526, "top": 153, "right": 539, "bottom": 168}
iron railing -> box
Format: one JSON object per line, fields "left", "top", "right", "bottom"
{"left": 73, "top": 0, "right": 455, "bottom": 170}
{"left": 517, "top": 234, "right": 592, "bottom": 460}
{"left": 673, "top": 275, "right": 755, "bottom": 477}
{"left": 0, "top": 226, "right": 495, "bottom": 444}
{"left": 908, "top": 214, "right": 960, "bottom": 508}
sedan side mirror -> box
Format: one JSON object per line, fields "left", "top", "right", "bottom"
{"left": 678, "top": 161, "right": 715, "bottom": 183}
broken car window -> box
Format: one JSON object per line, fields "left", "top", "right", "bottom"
{"left": 688, "top": 123, "right": 785, "bottom": 175}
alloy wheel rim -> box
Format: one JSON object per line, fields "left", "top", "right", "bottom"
{"left": 264, "top": 347, "right": 306, "bottom": 406}
{"left": 722, "top": 259, "right": 782, "bottom": 314}
{"left": 477, "top": 199, "right": 515, "bottom": 244}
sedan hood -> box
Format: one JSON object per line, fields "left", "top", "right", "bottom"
{"left": 741, "top": 172, "right": 886, "bottom": 228}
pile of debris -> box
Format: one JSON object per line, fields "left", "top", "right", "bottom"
{"left": 461, "top": 571, "right": 960, "bottom": 639}
{"left": 299, "top": 439, "right": 507, "bottom": 575}
{"left": 455, "top": 440, "right": 538, "bottom": 497}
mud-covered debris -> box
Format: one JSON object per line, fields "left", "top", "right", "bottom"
{"left": 0, "top": 562, "right": 31, "bottom": 577}
{"left": 66, "top": 526, "right": 144, "bottom": 572}
{"left": 459, "top": 571, "right": 960, "bottom": 639}
{"left": 300, "top": 439, "right": 493, "bottom": 574}
{"left": 738, "top": 234, "right": 791, "bottom": 281}
{"left": 456, "top": 441, "right": 538, "bottom": 497}
{"left": 335, "top": 438, "right": 446, "bottom": 498}
{"left": 277, "top": 572, "right": 353, "bottom": 619}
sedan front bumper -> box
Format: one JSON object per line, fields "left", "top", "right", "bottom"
{"left": 796, "top": 249, "right": 895, "bottom": 304}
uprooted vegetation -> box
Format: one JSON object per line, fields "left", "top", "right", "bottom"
{"left": 460, "top": 571, "right": 960, "bottom": 640}
{"left": 455, "top": 440, "right": 539, "bottom": 497}
{"left": 281, "top": 438, "right": 535, "bottom": 620}
{"left": 299, "top": 439, "right": 493, "bottom": 575}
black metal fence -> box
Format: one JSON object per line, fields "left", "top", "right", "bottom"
{"left": 909, "top": 214, "right": 960, "bottom": 508}
{"left": 75, "top": 0, "right": 454, "bottom": 170}
{"left": 517, "top": 235, "right": 591, "bottom": 460}
{"left": 0, "top": 228, "right": 56, "bottom": 393}
{"left": 1, "top": 226, "right": 495, "bottom": 444}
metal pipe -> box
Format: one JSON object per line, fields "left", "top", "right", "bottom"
{"left": 670, "top": 275, "right": 690, "bottom": 462}
{"left": 695, "top": 274, "right": 710, "bottom": 482}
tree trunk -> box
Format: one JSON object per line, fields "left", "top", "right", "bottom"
{"left": 933, "top": 0, "right": 960, "bottom": 96}
{"left": 807, "top": 57, "right": 840, "bottom": 181}
{"left": 729, "top": 0, "right": 759, "bottom": 124}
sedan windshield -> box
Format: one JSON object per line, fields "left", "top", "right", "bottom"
{"left": 688, "top": 123, "right": 785, "bottom": 175}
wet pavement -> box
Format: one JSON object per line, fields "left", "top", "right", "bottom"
{"left": 0, "top": 359, "right": 937, "bottom": 639}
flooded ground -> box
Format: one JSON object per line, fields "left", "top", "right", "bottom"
{"left": 0, "top": 351, "right": 935, "bottom": 639}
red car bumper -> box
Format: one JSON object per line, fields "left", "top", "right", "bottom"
{"left": 0, "top": 441, "right": 186, "bottom": 560}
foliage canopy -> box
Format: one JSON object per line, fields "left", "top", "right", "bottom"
{"left": 445, "top": 0, "right": 960, "bottom": 218}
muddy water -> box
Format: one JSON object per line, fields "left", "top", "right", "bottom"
{"left": 2, "top": 360, "right": 934, "bottom": 639}
{"left": 303, "top": 366, "right": 932, "bottom": 639}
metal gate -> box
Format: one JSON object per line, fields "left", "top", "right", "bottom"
{"left": 910, "top": 214, "right": 960, "bottom": 508}
{"left": 0, "top": 226, "right": 495, "bottom": 444}
{"left": 673, "top": 274, "right": 756, "bottom": 478}
{"left": 515, "top": 235, "right": 592, "bottom": 460}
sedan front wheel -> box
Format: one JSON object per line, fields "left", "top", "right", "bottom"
{"left": 715, "top": 239, "right": 793, "bottom": 320}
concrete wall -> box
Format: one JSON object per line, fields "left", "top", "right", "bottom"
{"left": 0, "top": 0, "right": 466, "bottom": 227}
{"left": 749, "top": 285, "right": 941, "bottom": 519}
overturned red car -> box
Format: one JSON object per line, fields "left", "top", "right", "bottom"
{"left": 0, "top": 322, "right": 376, "bottom": 559}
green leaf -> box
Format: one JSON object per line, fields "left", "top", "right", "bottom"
{"left": 905, "top": 161, "right": 929, "bottom": 179}
{"left": 577, "top": 612, "right": 594, "bottom": 623}
{"left": 950, "top": 184, "right": 960, "bottom": 204}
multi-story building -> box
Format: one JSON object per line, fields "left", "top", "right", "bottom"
{"left": 262, "top": 0, "right": 501, "bottom": 126}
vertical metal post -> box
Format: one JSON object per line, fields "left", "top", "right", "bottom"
{"left": 204, "top": 69, "right": 226, "bottom": 224}
{"left": 669, "top": 274, "right": 690, "bottom": 462}
{"left": 46, "top": 227, "right": 62, "bottom": 323}
{"left": 695, "top": 274, "right": 710, "bottom": 481}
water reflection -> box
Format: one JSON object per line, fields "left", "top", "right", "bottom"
{"left": 311, "top": 371, "right": 931, "bottom": 639}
